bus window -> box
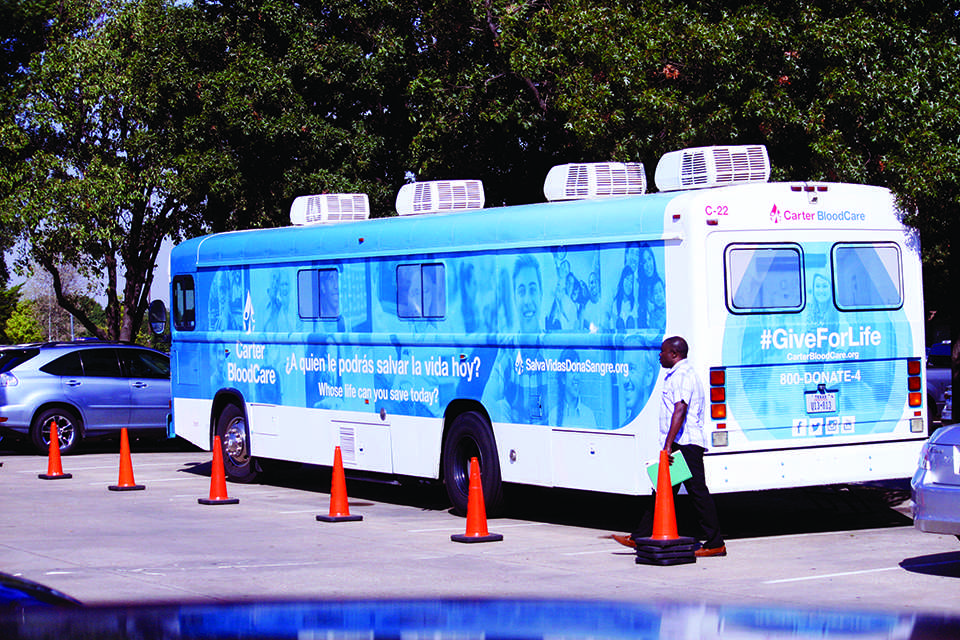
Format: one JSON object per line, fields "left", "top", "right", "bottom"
{"left": 318, "top": 269, "right": 340, "bottom": 319}
{"left": 422, "top": 263, "right": 446, "bottom": 318}
{"left": 299, "top": 269, "right": 341, "bottom": 319}
{"left": 398, "top": 263, "right": 446, "bottom": 319}
{"left": 725, "top": 245, "right": 803, "bottom": 313}
{"left": 297, "top": 270, "right": 318, "bottom": 318}
{"left": 833, "top": 243, "right": 902, "bottom": 310}
{"left": 172, "top": 276, "right": 195, "bottom": 331}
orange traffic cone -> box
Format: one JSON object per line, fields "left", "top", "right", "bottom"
{"left": 634, "top": 449, "right": 696, "bottom": 565}
{"left": 198, "top": 435, "right": 239, "bottom": 505}
{"left": 317, "top": 446, "right": 362, "bottom": 522}
{"left": 651, "top": 449, "right": 679, "bottom": 540}
{"left": 38, "top": 420, "right": 72, "bottom": 480}
{"left": 109, "top": 428, "right": 145, "bottom": 491}
{"left": 451, "top": 457, "right": 502, "bottom": 543}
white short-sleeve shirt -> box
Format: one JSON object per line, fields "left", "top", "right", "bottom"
{"left": 659, "top": 358, "right": 707, "bottom": 449}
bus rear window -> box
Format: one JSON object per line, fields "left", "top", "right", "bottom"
{"left": 726, "top": 245, "right": 803, "bottom": 313}
{"left": 172, "top": 276, "right": 196, "bottom": 331}
{"left": 833, "top": 243, "right": 902, "bottom": 310}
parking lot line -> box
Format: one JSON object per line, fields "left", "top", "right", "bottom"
{"left": 763, "top": 566, "right": 900, "bottom": 584}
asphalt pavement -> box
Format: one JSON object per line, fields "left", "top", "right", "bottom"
{"left": 0, "top": 439, "right": 958, "bottom": 616}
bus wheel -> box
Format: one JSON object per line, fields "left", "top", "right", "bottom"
{"left": 215, "top": 404, "right": 259, "bottom": 484}
{"left": 31, "top": 407, "right": 81, "bottom": 455}
{"left": 442, "top": 411, "right": 503, "bottom": 517}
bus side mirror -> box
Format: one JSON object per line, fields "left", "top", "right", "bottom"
{"left": 148, "top": 299, "right": 167, "bottom": 335}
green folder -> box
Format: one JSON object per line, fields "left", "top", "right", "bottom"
{"left": 645, "top": 450, "right": 693, "bottom": 487}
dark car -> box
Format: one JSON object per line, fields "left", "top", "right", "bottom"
{"left": 0, "top": 341, "right": 170, "bottom": 454}
{"left": 927, "top": 340, "right": 953, "bottom": 427}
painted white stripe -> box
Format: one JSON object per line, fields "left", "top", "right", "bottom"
{"left": 763, "top": 566, "right": 900, "bottom": 584}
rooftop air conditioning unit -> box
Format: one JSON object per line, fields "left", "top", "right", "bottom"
{"left": 290, "top": 193, "right": 370, "bottom": 225}
{"left": 395, "top": 180, "right": 485, "bottom": 216}
{"left": 543, "top": 162, "right": 646, "bottom": 201}
{"left": 655, "top": 145, "right": 770, "bottom": 192}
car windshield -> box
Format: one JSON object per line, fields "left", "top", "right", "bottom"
{"left": 0, "top": 348, "right": 39, "bottom": 373}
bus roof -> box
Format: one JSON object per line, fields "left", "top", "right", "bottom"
{"left": 172, "top": 181, "right": 902, "bottom": 271}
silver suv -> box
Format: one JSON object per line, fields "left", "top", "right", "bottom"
{"left": 0, "top": 342, "right": 170, "bottom": 454}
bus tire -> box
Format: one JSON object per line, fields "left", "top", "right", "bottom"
{"left": 215, "top": 403, "right": 259, "bottom": 484}
{"left": 442, "top": 411, "right": 503, "bottom": 517}
{"left": 31, "top": 407, "right": 81, "bottom": 456}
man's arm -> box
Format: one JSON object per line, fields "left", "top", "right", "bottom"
{"left": 663, "top": 399, "right": 688, "bottom": 453}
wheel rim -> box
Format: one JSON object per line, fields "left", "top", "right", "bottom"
{"left": 43, "top": 416, "right": 76, "bottom": 449}
{"left": 222, "top": 417, "right": 249, "bottom": 466}
{"left": 452, "top": 435, "right": 480, "bottom": 497}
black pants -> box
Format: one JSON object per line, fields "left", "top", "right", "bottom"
{"left": 632, "top": 443, "right": 724, "bottom": 549}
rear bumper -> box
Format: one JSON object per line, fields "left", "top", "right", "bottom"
{"left": 912, "top": 473, "right": 960, "bottom": 535}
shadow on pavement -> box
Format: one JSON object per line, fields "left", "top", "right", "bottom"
{"left": 901, "top": 551, "right": 960, "bottom": 578}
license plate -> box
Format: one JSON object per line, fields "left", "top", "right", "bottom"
{"left": 805, "top": 391, "right": 837, "bottom": 414}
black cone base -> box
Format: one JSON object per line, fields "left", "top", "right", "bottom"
{"left": 38, "top": 473, "right": 72, "bottom": 480}
{"left": 451, "top": 532, "right": 503, "bottom": 543}
{"left": 109, "top": 484, "right": 145, "bottom": 491}
{"left": 316, "top": 513, "right": 363, "bottom": 522}
{"left": 198, "top": 497, "right": 240, "bottom": 505}
{"left": 634, "top": 535, "right": 698, "bottom": 566}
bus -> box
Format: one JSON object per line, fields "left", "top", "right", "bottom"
{"left": 165, "top": 144, "right": 929, "bottom": 514}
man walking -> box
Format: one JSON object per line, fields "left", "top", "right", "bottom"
{"left": 613, "top": 336, "right": 726, "bottom": 557}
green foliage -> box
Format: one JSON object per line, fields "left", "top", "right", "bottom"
{"left": 5, "top": 299, "right": 42, "bottom": 345}
{"left": 0, "top": 284, "right": 22, "bottom": 344}
{"left": 1, "top": 0, "right": 215, "bottom": 341}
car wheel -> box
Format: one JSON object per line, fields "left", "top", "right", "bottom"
{"left": 31, "top": 408, "right": 81, "bottom": 455}
{"left": 442, "top": 411, "right": 503, "bottom": 516}
{"left": 215, "top": 403, "right": 259, "bottom": 483}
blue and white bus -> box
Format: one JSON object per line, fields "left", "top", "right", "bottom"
{"left": 166, "top": 144, "right": 928, "bottom": 514}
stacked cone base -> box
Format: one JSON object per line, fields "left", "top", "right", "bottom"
{"left": 634, "top": 535, "right": 698, "bottom": 566}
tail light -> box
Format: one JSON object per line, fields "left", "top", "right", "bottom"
{"left": 709, "top": 368, "right": 728, "bottom": 446}
{"left": 908, "top": 358, "right": 922, "bottom": 408}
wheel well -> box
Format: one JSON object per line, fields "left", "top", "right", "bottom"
{"left": 211, "top": 390, "right": 246, "bottom": 446}
{"left": 32, "top": 403, "right": 84, "bottom": 436}
{"left": 440, "top": 399, "right": 491, "bottom": 481}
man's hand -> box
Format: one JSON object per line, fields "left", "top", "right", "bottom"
{"left": 661, "top": 447, "right": 674, "bottom": 465}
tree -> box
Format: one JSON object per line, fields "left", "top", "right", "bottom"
{"left": 0, "top": 284, "right": 23, "bottom": 344}
{"left": 183, "top": 0, "right": 420, "bottom": 224}
{"left": 5, "top": 299, "right": 42, "bottom": 344}
{"left": 0, "top": 0, "right": 218, "bottom": 341}
{"left": 0, "top": 0, "right": 67, "bottom": 286}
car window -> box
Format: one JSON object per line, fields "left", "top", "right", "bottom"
{"left": 40, "top": 351, "right": 84, "bottom": 376}
{"left": 79, "top": 349, "right": 123, "bottom": 377}
{"left": 120, "top": 349, "right": 170, "bottom": 379}
{"left": 0, "top": 348, "right": 39, "bottom": 372}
